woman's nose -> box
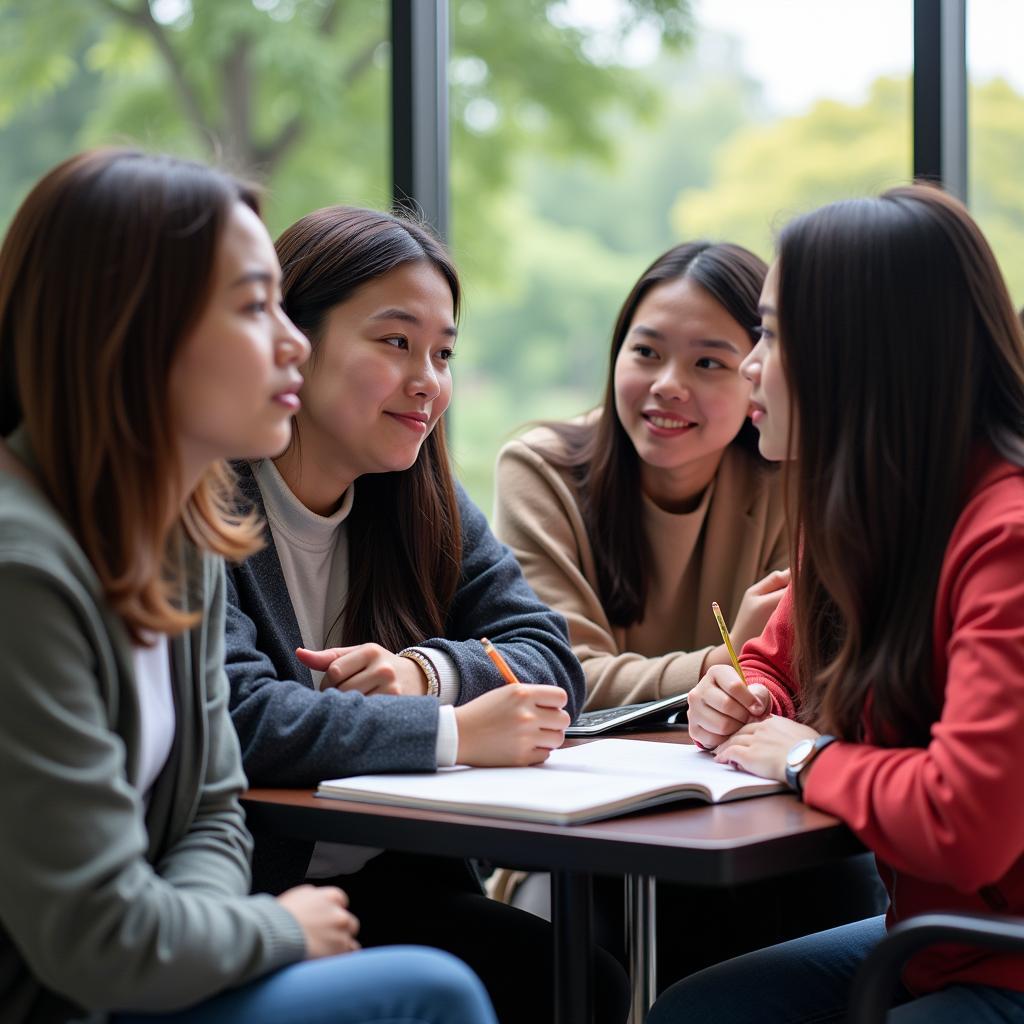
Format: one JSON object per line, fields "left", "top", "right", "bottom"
{"left": 740, "top": 342, "right": 762, "bottom": 384}
{"left": 652, "top": 370, "right": 690, "bottom": 402}
{"left": 408, "top": 360, "right": 441, "bottom": 399}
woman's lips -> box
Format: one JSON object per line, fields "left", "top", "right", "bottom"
{"left": 642, "top": 411, "right": 696, "bottom": 436}
{"left": 273, "top": 391, "right": 301, "bottom": 411}
{"left": 386, "top": 411, "right": 429, "bottom": 434}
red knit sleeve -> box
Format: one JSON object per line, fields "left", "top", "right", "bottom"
{"left": 738, "top": 586, "right": 800, "bottom": 719}
{"left": 803, "top": 494, "right": 1024, "bottom": 891}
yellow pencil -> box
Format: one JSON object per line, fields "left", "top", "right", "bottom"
{"left": 711, "top": 602, "right": 748, "bottom": 688}
{"left": 480, "top": 637, "right": 521, "bottom": 685}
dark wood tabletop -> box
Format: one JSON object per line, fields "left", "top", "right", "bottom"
{"left": 242, "top": 730, "right": 863, "bottom": 886}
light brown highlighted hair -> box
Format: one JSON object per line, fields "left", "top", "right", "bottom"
{"left": 0, "top": 148, "right": 265, "bottom": 641}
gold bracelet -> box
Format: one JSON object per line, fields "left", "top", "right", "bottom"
{"left": 398, "top": 648, "right": 440, "bottom": 698}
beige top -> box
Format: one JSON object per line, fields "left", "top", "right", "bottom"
{"left": 494, "top": 425, "right": 789, "bottom": 710}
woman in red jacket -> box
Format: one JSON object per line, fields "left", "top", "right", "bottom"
{"left": 649, "top": 184, "right": 1024, "bottom": 1022}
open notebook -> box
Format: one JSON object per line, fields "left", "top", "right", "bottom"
{"left": 317, "top": 738, "right": 785, "bottom": 825}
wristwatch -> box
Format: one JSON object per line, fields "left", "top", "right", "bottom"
{"left": 784, "top": 734, "right": 837, "bottom": 799}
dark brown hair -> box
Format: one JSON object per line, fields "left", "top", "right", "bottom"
{"left": 778, "top": 184, "right": 1024, "bottom": 746}
{"left": 536, "top": 241, "right": 768, "bottom": 626}
{"left": 0, "top": 148, "right": 264, "bottom": 641}
{"left": 275, "top": 206, "right": 462, "bottom": 650}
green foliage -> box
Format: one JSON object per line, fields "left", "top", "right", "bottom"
{"left": 0, "top": 0, "right": 692, "bottom": 242}
{"left": 969, "top": 77, "right": 1024, "bottom": 305}
{"left": 671, "top": 76, "right": 913, "bottom": 261}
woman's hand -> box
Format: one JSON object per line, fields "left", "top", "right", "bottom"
{"left": 296, "top": 644, "right": 427, "bottom": 696}
{"left": 686, "top": 664, "right": 772, "bottom": 749}
{"left": 713, "top": 716, "right": 820, "bottom": 783}
{"left": 731, "top": 568, "right": 790, "bottom": 646}
{"left": 454, "top": 684, "right": 570, "bottom": 766}
{"left": 277, "top": 884, "right": 361, "bottom": 959}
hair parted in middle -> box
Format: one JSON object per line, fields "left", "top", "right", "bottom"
{"left": 0, "top": 147, "right": 265, "bottom": 641}
{"left": 776, "top": 183, "right": 1024, "bottom": 747}
{"left": 274, "top": 205, "right": 462, "bottom": 651}
{"left": 536, "top": 241, "right": 769, "bottom": 628}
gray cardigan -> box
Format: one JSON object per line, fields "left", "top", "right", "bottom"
{"left": 226, "top": 463, "right": 585, "bottom": 892}
{"left": 0, "top": 432, "right": 304, "bottom": 1024}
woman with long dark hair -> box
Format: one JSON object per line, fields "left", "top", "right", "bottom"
{"left": 494, "top": 242, "right": 789, "bottom": 712}
{"left": 0, "top": 150, "right": 495, "bottom": 1024}
{"left": 224, "top": 205, "right": 628, "bottom": 1024}
{"left": 651, "top": 184, "right": 1024, "bottom": 1021}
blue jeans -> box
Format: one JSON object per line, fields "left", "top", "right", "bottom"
{"left": 646, "top": 916, "right": 1024, "bottom": 1023}
{"left": 114, "top": 946, "right": 497, "bottom": 1024}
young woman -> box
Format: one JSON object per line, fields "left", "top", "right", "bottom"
{"left": 494, "top": 242, "right": 789, "bottom": 713}
{"left": 650, "top": 185, "right": 1024, "bottom": 1022}
{"left": 223, "top": 205, "right": 629, "bottom": 1024}
{"left": 0, "top": 149, "right": 496, "bottom": 1024}
{"left": 493, "top": 241, "right": 886, "bottom": 987}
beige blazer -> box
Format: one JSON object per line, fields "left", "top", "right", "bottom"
{"left": 495, "top": 426, "right": 788, "bottom": 710}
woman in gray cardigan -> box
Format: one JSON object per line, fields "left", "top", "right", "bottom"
{"left": 225, "top": 205, "right": 629, "bottom": 1024}
{"left": 0, "top": 150, "right": 495, "bottom": 1024}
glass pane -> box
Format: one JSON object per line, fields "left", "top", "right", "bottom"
{"left": 0, "top": 0, "right": 390, "bottom": 239}
{"left": 449, "top": 0, "right": 913, "bottom": 512}
{"left": 967, "top": 0, "right": 1024, "bottom": 308}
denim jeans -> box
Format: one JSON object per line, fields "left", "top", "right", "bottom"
{"left": 647, "top": 916, "right": 1024, "bottom": 1023}
{"left": 113, "top": 946, "right": 497, "bottom": 1024}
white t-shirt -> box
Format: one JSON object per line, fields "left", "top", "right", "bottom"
{"left": 132, "top": 633, "right": 175, "bottom": 803}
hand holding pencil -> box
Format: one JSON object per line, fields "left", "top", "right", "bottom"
{"left": 685, "top": 602, "right": 773, "bottom": 751}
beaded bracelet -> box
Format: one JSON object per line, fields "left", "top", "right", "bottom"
{"left": 398, "top": 647, "right": 441, "bottom": 698}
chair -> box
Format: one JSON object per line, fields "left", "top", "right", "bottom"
{"left": 847, "top": 911, "right": 1024, "bottom": 1022}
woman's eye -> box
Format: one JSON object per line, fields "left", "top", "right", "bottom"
{"left": 696, "top": 357, "right": 726, "bottom": 370}
{"left": 633, "top": 344, "right": 657, "bottom": 359}
{"left": 383, "top": 336, "right": 408, "bottom": 349}
{"left": 244, "top": 300, "right": 269, "bottom": 315}
{"left": 437, "top": 347, "right": 455, "bottom": 362}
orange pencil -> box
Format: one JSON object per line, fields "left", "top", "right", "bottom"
{"left": 480, "top": 637, "right": 521, "bottom": 685}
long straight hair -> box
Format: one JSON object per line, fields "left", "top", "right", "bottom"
{"left": 0, "top": 148, "right": 264, "bottom": 641}
{"left": 275, "top": 206, "right": 462, "bottom": 650}
{"left": 779, "top": 184, "right": 1024, "bottom": 745}
{"left": 538, "top": 242, "right": 768, "bottom": 627}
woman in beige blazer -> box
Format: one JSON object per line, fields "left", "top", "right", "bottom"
{"left": 493, "top": 240, "right": 884, "bottom": 990}
{"left": 495, "top": 242, "right": 788, "bottom": 711}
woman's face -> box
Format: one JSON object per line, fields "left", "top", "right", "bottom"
{"left": 169, "top": 202, "right": 309, "bottom": 480}
{"left": 294, "top": 260, "right": 456, "bottom": 487}
{"left": 741, "top": 261, "right": 795, "bottom": 461}
{"left": 613, "top": 276, "right": 755, "bottom": 506}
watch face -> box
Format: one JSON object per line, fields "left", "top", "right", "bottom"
{"left": 786, "top": 738, "right": 815, "bottom": 768}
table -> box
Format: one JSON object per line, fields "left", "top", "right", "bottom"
{"left": 242, "top": 733, "right": 862, "bottom": 1024}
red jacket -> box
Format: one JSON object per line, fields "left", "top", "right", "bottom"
{"left": 741, "top": 447, "right": 1024, "bottom": 994}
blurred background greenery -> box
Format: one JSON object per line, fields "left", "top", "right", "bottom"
{"left": 2, "top": 0, "right": 1022, "bottom": 513}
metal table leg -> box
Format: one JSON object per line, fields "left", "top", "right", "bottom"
{"left": 552, "top": 868, "right": 593, "bottom": 1024}
{"left": 625, "top": 873, "right": 657, "bottom": 1024}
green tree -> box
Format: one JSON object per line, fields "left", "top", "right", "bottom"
{"left": 0, "top": 0, "right": 692, "bottom": 239}
{"left": 969, "top": 77, "right": 1024, "bottom": 305}
{"left": 668, "top": 73, "right": 1024, "bottom": 307}
{"left": 671, "top": 75, "right": 913, "bottom": 262}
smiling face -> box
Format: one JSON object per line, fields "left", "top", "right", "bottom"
{"left": 613, "top": 276, "right": 756, "bottom": 510}
{"left": 288, "top": 260, "right": 456, "bottom": 499}
{"left": 169, "top": 202, "right": 310, "bottom": 485}
{"left": 741, "top": 261, "right": 795, "bottom": 461}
